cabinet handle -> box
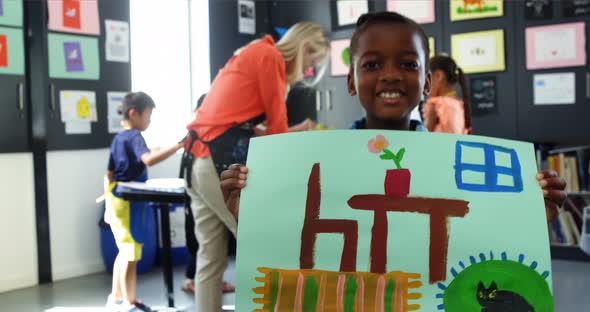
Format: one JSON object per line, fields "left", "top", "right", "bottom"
{"left": 17, "top": 82, "right": 24, "bottom": 113}
{"left": 315, "top": 89, "right": 322, "bottom": 111}
{"left": 325, "top": 89, "right": 333, "bottom": 111}
{"left": 49, "top": 84, "right": 56, "bottom": 112}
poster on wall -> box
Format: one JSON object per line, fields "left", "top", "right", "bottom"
{"left": 451, "top": 29, "right": 505, "bottom": 74}
{"left": 0, "top": 0, "right": 22, "bottom": 27}
{"left": 533, "top": 73, "right": 576, "bottom": 105}
{"left": 450, "top": 0, "right": 503, "bottom": 21}
{"left": 48, "top": 33, "right": 99, "bottom": 80}
{"left": 0, "top": 27, "right": 24, "bottom": 75}
{"left": 105, "top": 20, "right": 130, "bottom": 63}
{"left": 48, "top": 0, "right": 100, "bottom": 35}
{"left": 65, "top": 120, "right": 91, "bottom": 134}
{"left": 387, "top": 0, "right": 435, "bottom": 24}
{"left": 59, "top": 90, "right": 97, "bottom": 122}
{"left": 470, "top": 76, "right": 497, "bottom": 115}
{"left": 238, "top": 0, "right": 256, "bottom": 35}
{"left": 562, "top": 0, "right": 590, "bottom": 17}
{"left": 525, "top": 0, "right": 553, "bottom": 20}
{"left": 525, "top": 22, "right": 586, "bottom": 70}
{"left": 107, "top": 91, "right": 127, "bottom": 133}
{"left": 235, "top": 131, "right": 553, "bottom": 311}
{"left": 330, "top": 39, "right": 350, "bottom": 76}
{"left": 330, "top": 0, "right": 370, "bottom": 30}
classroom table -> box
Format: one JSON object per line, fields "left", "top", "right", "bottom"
{"left": 117, "top": 181, "right": 185, "bottom": 311}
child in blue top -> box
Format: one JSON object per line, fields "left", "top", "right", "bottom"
{"left": 105, "top": 92, "right": 184, "bottom": 312}
{"left": 220, "top": 12, "right": 565, "bottom": 225}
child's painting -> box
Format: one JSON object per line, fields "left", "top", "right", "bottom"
{"left": 48, "top": 0, "right": 100, "bottom": 35}
{"left": 450, "top": 0, "right": 504, "bottom": 21}
{"left": 451, "top": 29, "right": 505, "bottom": 74}
{"left": 236, "top": 130, "right": 553, "bottom": 311}
{"left": 48, "top": 33, "right": 99, "bottom": 80}
{"left": 0, "top": 27, "right": 24, "bottom": 75}
{"left": 525, "top": 22, "right": 586, "bottom": 70}
{"left": 330, "top": 39, "right": 351, "bottom": 77}
{"left": 59, "top": 90, "right": 97, "bottom": 122}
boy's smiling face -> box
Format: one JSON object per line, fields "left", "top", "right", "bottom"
{"left": 348, "top": 23, "right": 431, "bottom": 128}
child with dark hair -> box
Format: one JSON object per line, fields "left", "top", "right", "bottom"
{"left": 423, "top": 54, "right": 472, "bottom": 134}
{"left": 104, "top": 91, "right": 184, "bottom": 312}
{"left": 220, "top": 11, "right": 565, "bottom": 227}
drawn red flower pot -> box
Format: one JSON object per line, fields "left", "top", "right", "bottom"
{"left": 384, "top": 169, "right": 411, "bottom": 198}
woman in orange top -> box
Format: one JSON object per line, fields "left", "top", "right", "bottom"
{"left": 184, "top": 22, "right": 329, "bottom": 312}
{"left": 423, "top": 55, "right": 472, "bottom": 134}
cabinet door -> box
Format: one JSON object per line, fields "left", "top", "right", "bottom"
{"left": 0, "top": 22, "right": 29, "bottom": 152}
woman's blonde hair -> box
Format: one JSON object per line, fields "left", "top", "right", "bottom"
{"left": 275, "top": 22, "right": 330, "bottom": 85}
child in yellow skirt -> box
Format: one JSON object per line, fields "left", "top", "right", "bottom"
{"left": 104, "top": 92, "right": 184, "bottom": 312}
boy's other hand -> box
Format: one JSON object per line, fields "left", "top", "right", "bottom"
{"left": 220, "top": 164, "right": 248, "bottom": 220}
{"left": 537, "top": 170, "right": 567, "bottom": 221}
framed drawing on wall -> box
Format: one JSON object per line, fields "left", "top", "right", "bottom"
{"left": 330, "top": 0, "right": 372, "bottom": 31}
{"left": 451, "top": 29, "right": 505, "bottom": 74}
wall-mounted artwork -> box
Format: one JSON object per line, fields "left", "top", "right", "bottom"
{"left": 450, "top": 0, "right": 504, "bottom": 21}
{"left": 451, "top": 29, "right": 505, "bottom": 74}
{"left": 330, "top": 39, "right": 351, "bottom": 77}
{"left": 533, "top": 72, "right": 576, "bottom": 105}
{"left": 235, "top": 131, "right": 553, "bottom": 311}
{"left": 524, "top": 0, "right": 553, "bottom": 20}
{"left": 48, "top": 33, "right": 99, "bottom": 80}
{"left": 387, "top": 0, "right": 435, "bottom": 24}
{"left": 562, "top": 0, "right": 590, "bottom": 17}
{"left": 0, "top": 0, "right": 22, "bottom": 27}
{"left": 330, "top": 0, "right": 371, "bottom": 31}
{"left": 48, "top": 0, "right": 100, "bottom": 35}
{"left": 526, "top": 22, "right": 586, "bottom": 70}
{"left": 0, "top": 26, "right": 24, "bottom": 75}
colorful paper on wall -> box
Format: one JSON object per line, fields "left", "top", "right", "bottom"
{"left": 450, "top": 0, "right": 503, "bottom": 21}
{"left": 0, "top": 0, "right": 22, "bottom": 27}
{"left": 105, "top": 20, "right": 130, "bottom": 63}
{"left": 452, "top": 29, "right": 505, "bottom": 74}
{"left": 48, "top": 0, "right": 100, "bottom": 35}
{"left": 236, "top": 131, "right": 553, "bottom": 311}
{"left": 533, "top": 73, "right": 576, "bottom": 105}
{"left": 48, "top": 33, "right": 99, "bottom": 80}
{"left": 525, "top": 22, "right": 586, "bottom": 70}
{"left": 330, "top": 39, "right": 351, "bottom": 76}
{"left": 63, "top": 41, "right": 84, "bottom": 72}
{"left": 107, "top": 91, "right": 127, "bottom": 133}
{"left": 59, "top": 90, "right": 97, "bottom": 122}
{"left": 0, "top": 27, "right": 24, "bottom": 75}
{"left": 388, "top": 0, "right": 435, "bottom": 24}
{"left": 336, "top": 0, "right": 369, "bottom": 26}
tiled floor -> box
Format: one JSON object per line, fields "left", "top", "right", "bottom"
{"left": 0, "top": 259, "right": 588, "bottom": 311}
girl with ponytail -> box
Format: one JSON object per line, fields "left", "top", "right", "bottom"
{"left": 423, "top": 54, "right": 472, "bottom": 134}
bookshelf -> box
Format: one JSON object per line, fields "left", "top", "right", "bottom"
{"left": 538, "top": 145, "right": 590, "bottom": 262}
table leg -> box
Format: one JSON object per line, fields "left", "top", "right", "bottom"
{"left": 159, "top": 203, "right": 175, "bottom": 308}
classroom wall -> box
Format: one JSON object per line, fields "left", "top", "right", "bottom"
{"left": 46, "top": 149, "right": 181, "bottom": 281}
{"left": 0, "top": 153, "right": 38, "bottom": 292}
{"left": 47, "top": 150, "right": 108, "bottom": 280}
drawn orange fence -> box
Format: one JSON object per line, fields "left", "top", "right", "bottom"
{"left": 253, "top": 268, "right": 423, "bottom": 312}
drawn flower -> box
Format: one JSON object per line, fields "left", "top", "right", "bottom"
{"left": 368, "top": 134, "right": 406, "bottom": 169}
{"left": 368, "top": 135, "right": 389, "bottom": 154}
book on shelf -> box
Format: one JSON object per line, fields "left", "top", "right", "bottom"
{"left": 540, "top": 146, "right": 589, "bottom": 193}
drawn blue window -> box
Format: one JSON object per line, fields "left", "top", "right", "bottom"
{"left": 454, "top": 141, "right": 523, "bottom": 193}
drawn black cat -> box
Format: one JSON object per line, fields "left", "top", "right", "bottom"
{"left": 477, "top": 281, "right": 535, "bottom": 312}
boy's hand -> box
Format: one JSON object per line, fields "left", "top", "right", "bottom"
{"left": 220, "top": 164, "right": 249, "bottom": 220}
{"left": 537, "top": 170, "right": 567, "bottom": 221}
